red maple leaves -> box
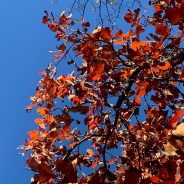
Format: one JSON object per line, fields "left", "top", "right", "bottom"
{"left": 23, "top": 0, "right": 184, "bottom": 183}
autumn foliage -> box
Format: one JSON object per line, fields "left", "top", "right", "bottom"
{"left": 23, "top": 0, "right": 184, "bottom": 183}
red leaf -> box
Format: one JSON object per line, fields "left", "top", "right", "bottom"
{"left": 150, "top": 175, "right": 159, "bottom": 183}
{"left": 100, "top": 28, "right": 112, "bottom": 41}
{"left": 81, "top": 17, "right": 90, "bottom": 27}
{"left": 137, "top": 88, "right": 146, "bottom": 97}
{"left": 157, "top": 61, "right": 171, "bottom": 70}
{"left": 154, "top": 4, "right": 162, "bottom": 12}
{"left": 130, "top": 40, "right": 147, "bottom": 51}
{"left": 166, "top": 8, "right": 181, "bottom": 25}
{"left": 42, "top": 16, "right": 50, "bottom": 24}
{"left": 124, "top": 10, "right": 135, "bottom": 23}
{"left": 159, "top": 167, "right": 169, "bottom": 179}
{"left": 58, "top": 13, "right": 70, "bottom": 25}
{"left": 27, "top": 157, "right": 39, "bottom": 171}
{"left": 170, "top": 110, "right": 184, "bottom": 128}
{"left": 129, "top": 124, "right": 135, "bottom": 134}
{"left": 91, "top": 63, "right": 104, "bottom": 81}
{"left": 155, "top": 23, "right": 170, "bottom": 35}
{"left": 42, "top": 11, "right": 50, "bottom": 24}
{"left": 115, "top": 30, "right": 124, "bottom": 38}
{"left": 136, "top": 82, "right": 149, "bottom": 97}
{"left": 80, "top": 177, "right": 87, "bottom": 183}
{"left": 38, "top": 161, "right": 55, "bottom": 183}
{"left": 55, "top": 159, "right": 77, "bottom": 183}
{"left": 48, "top": 22, "right": 58, "bottom": 32}
{"left": 124, "top": 167, "right": 141, "bottom": 184}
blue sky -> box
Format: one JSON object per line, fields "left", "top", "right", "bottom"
{"left": 0, "top": 0, "right": 70, "bottom": 183}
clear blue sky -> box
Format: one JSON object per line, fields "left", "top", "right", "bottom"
{"left": 0, "top": 0, "right": 70, "bottom": 183}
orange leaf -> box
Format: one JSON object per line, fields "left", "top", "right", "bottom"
{"left": 89, "top": 118, "right": 98, "bottom": 130}
{"left": 130, "top": 40, "right": 146, "bottom": 51}
{"left": 118, "top": 167, "right": 124, "bottom": 173}
{"left": 157, "top": 61, "right": 171, "bottom": 70}
{"left": 34, "top": 119, "right": 45, "bottom": 129}
{"left": 100, "top": 28, "right": 112, "bottom": 41}
{"left": 46, "top": 115, "right": 55, "bottom": 125}
{"left": 114, "top": 39, "right": 123, "bottom": 45}
{"left": 69, "top": 141, "right": 76, "bottom": 147}
{"left": 64, "top": 133, "right": 73, "bottom": 140}
{"left": 136, "top": 82, "right": 149, "bottom": 97}
{"left": 166, "top": 8, "right": 181, "bottom": 25}
{"left": 129, "top": 124, "right": 135, "bottom": 134}
{"left": 91, "top": 63, "right": 104, "bottom": 81}
{"left": 133, "top": 96, "right": 141, "bottom": 106}
{"left": 170, "top": 110, "right": 184, "bottom": 128}
{"left": 86, "top": 149, "right": 95, "bottom": 156}
{"left": 137, "top": 88, "right": 146, "bottom": 97}
{"left": 70, "top": 96, "right": 82, "bottom": 105}
{"left": 154, "top": 4, "right": 162, "bottom": 12}
{"left": 25, "top": 102, "right": 35, "bottom": 112}
{"left": 34, "top": 118, "right": 43, "bottom": 124}
{"left": 91, "top": 159, "right": 98, "bottom": 168}
{"left": 124, "top": 30, "right": 133, "bottom": 40}
{"left": 28, "top": 130, "right": 39, "bottom": 140}
{"left": 150, "top": 176, "right": 159, "bottom": 183}
{"left": 37, "top": 107, "right": 47, "bottom": 116}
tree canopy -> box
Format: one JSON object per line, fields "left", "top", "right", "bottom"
{"left": 23, "top": 0, "right": 184, "bottom": 183}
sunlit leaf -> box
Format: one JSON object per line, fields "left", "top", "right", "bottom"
{"left": 37, "top": 108, "right": 47, "bottom": 116}
{"left": 91, "top": 159, "right": 98, "bottom": 168}
{"left": 69, "top": 141, "right": 76, "bottom": 147}
{"left": 157, "top": 61, "right": 171, "bottom": 70}
{"left": 28, "top": 130, "right": 39, "bottom": 140}
{"left": 124, "top": 9, "right": 135, "bottom": 23}
{"left": 48, "top": 22, "right": 58, "bottom": 32}
{"left": 170, "top": 110, "right": 184, "bottom": 128}
{"left": 150, "top": 175, "right": 159, "bottom": 183}
{"left": 86, "top": 149, "right": 95, "bottom": 156}
{"left": 91, "top": 63, "right": 104, "bottom": 81}
{"left": 100, "top": 28, "right": 112, "bottom": 41}
{"left": 155, "top": 23, "right": 170, "bottom": 35}
{"left": 133, "top": 96, "right": 141, "bottom": 106}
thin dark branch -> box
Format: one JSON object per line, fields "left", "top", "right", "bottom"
{"left": 82, "top": 0, "right": 89, "bottom": 17}
{"left": 105, "top": 0, "right": 113, "bottom": 27}
{"left": 69, "top": 0, "right": 77, "bottom": 15}
{"left": 99, "top": 0, "right": 104, "bottom": 27}
{"left": 102, "top": 67, "right": 141, "bottom": 174}
{"left": 63, "top": 134, "right": 105, "bottom": 159}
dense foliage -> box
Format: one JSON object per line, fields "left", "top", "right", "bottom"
{"left": 23, "top": 0, "right": 184, "bottom": 183}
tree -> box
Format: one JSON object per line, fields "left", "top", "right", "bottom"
{"left": 23, "top": 0, "right": 184, "bottom": 183}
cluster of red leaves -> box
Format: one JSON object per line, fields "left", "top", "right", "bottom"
{"left": 23, "top": 0, "right": 184, "bottom": 183}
